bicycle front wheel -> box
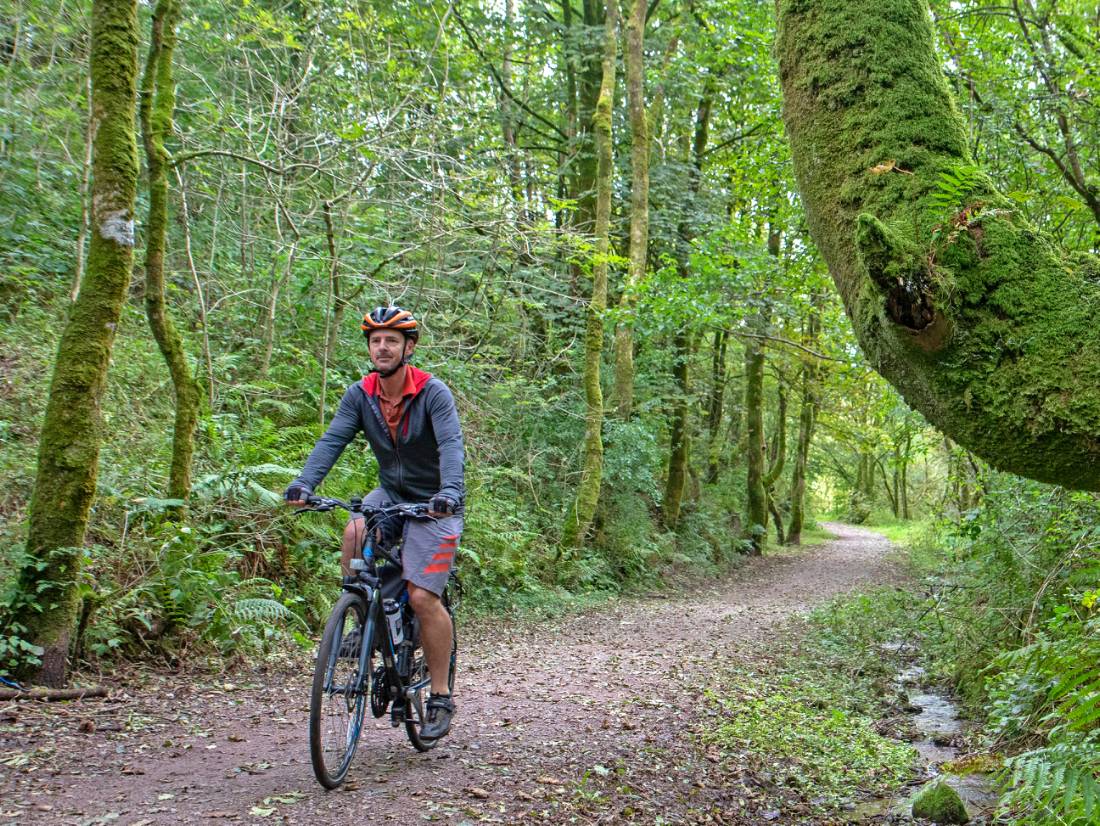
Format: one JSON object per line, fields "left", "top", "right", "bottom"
{"left": 309, "top": 592, "right": 372, "bottom": 788}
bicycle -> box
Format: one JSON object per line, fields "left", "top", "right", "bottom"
{"left": 296, "top": 495, "right": 458, "bottom": 789}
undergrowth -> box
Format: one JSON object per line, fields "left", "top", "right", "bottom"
{"left": 894, "top": 477, "right": 1100, "bottom": 825}
{"left": 704, "top": 589, "right": 921, "bottom": 815}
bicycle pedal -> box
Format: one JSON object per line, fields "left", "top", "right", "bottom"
{"left": 390, "top": 704, "right": 405, "bottom": 727}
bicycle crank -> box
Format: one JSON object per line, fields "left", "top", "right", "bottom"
{"left": 370, "top": 665, "right": 390, "bottom": 718}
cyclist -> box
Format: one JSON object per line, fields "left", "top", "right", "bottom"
{"left": 284, "top": 305, "right": 463, "bottom": 741}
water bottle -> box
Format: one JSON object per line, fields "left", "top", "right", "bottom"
{"left": 384, "top": 599, "right": 403, "bottom": 645}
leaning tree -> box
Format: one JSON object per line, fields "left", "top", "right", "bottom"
{"left": 776, "top": 0, "right": 1100, "bottom": 490}
{"left": 9, "top": 0, "right": 140, "bottom": 685}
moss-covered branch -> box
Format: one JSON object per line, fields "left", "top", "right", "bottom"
{"left": 777, "top": 0, "right": 1100, "bottom": 489}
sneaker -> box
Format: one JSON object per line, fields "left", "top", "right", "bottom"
{"left": 419, "top": 694, "right": 455, "bottom": 740}
{"left": 338, "top": 627, "right": 361, "bottom": 658}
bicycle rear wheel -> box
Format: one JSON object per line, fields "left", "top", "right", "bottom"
{"left": 309, "top": 592, "right": 372, "bottom": 788}
{"left": 403, "top": 604, "right": 457, "bottom": 751}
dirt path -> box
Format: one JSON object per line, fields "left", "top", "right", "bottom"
{"left": 1, "top": 524, "right": 903, "bottom": 825}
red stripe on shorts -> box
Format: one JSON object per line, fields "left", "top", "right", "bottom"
{"left": 423, "top": 562, "right": 450, "bottom": 574}
{"left": 432, "top": 551, "right": 455, "bottom": 561}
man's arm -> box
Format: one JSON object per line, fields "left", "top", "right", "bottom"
{"left": 290, "top": 385, "right": 363, "bottom": 494}
{"left": 426, "top": 381, "right": 465, "bottom": 504}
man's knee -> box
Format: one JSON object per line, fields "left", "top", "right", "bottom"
{"left": 407, "top": 583, "right": 441, "bottom": 615}
{"left": 343, "top": 517, "right": 365, "bottom": 548}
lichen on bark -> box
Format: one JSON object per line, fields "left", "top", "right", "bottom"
{"left": 777, "top": 0, "right": 1100, "bottom": 489}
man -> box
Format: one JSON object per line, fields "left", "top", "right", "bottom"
{"left": 284, "top": 306, "right": 463, "bottom": 740}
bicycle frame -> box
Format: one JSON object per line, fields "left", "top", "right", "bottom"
{"left": 335, "top": 527, "right": 431, "bottom": 722}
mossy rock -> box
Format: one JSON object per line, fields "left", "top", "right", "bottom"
{"left": 911, "top": 780, "right": 969, "bottom": 824}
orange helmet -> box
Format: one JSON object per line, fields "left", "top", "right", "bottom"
{"left": 361, "top": 305, "right": 420, "bottom": 341}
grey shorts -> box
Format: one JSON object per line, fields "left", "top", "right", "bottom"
{"left": 350, "top": 488, "right": 462, "bottom": 596}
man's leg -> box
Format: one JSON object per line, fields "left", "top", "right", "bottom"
{"left": 341, "top": 517, "right": 366, "bottom": 577}
{"left": 341, "top": 488, "right": 392, "bottom": 575}
{"left": 407, "top": 583, "right": 453, "bottom": 695}
{"left": 403, "top": 514, "right": 461, "bottom": 739}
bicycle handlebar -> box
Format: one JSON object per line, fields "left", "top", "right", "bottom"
{"left": 293, "top": 495, "right": 430, "bottom": 519}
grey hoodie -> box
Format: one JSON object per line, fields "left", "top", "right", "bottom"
{"left": 292, "top": 366, "right": 464, "bottom": 505}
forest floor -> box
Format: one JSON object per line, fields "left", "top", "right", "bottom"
{"left": 0, "top": 524, "right": 907, "bottom": 825}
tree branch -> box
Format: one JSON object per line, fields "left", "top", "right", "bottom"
{"left": 450, "top": 4, "right": 570, "bottom": 143}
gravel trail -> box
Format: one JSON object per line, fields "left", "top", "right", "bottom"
{"left": 0, "top": 524, "right": 902, "bottom": 825}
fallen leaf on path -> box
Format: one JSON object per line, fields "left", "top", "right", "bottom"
{"left": 466, "top": 787, "right": 491, "bottom": 799}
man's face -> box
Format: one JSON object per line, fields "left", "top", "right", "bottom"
{"left": 368, "top": 330, "right": 415, "bottom": 372}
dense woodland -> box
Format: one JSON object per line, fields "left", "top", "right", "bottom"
{"left": 1, "top": 0, "right": 1099, "bottom": 821}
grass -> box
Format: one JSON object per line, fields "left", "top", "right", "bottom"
{"left": 800, "top": 522, "right": 840, "bottom": 546}
{"left": 702, "top": 588, "right": 925, "bottom": 815}
{"left": 861, "top": 516, "right": 933, "bottom": 547}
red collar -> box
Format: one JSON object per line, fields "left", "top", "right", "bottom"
{"left": 361, "top": 365, "right": 433, "bottom": 399}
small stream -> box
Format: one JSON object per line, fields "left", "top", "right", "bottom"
{"left": 850, "top": 652, "right": 999, "bottom": 823}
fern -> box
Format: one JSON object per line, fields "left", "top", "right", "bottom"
{"left": 229, "top": 597, "right": 307, "bottom": 630}
{"left": 928, "top": 163, "right": 984, "bottom": 215}
{"left": 1001, "top": 738, "right": 1100, "bottom": 824}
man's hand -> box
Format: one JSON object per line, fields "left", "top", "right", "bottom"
{"left": 284, "top": 484, "right": 312, "bottom": 506}
{"left": 428, "top": 494, "right": 456, "bottom": 518}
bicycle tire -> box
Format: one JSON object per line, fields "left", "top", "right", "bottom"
{"left": 403, "top": 601, "right": 457, "bottom": 751}
{"left": 309, "top": 592, "right": 372, "bottom": 788}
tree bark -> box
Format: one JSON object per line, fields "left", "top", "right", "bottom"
{"left": 900, "top": 432, "right": 912, "bottom": 519}
{"left": 611, "top": 0, "right": 650, "bottom": 420}
{"left": 662, "top": 329, "right": 691, "bottom": 529}
{"left": 705, "top": 329, "right": 729, "bottom": 483}
{"left": 140, "top": 0, "right": 199, "bottom": 504}
{"left": 72, "top": 70, "right": 93, "bottom": 303}
{"left": 662, "top": 84, "right": 713, "bottom": 527}
{"left": 561, "top": 0, "right": 617, "bottom": 549}
{"left": 11, "top": 0, "right": 140, "bottom": 686}
{"left": 786, "top": 310, "right": 820, "bottom": 545}
{"left": 174, "top": 166, "right": 215, "bottom": 412}
{"left": 763, "top": 380, "right": 788, "bottom": 543}
{"left": 777, "top": 0, "right": 1100, "bottom": 490}
{"left": 743, "top": 325, "right": 767, "bottom": 555}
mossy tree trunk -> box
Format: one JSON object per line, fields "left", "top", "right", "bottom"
{"left": 662, "top": 84, "right": 713, "bottom": 528}
{"left": 777, "top": 0, "right": 1100, "bottom": 490}
{"left": 10, "top": 0, "right": 140, "bottom": 686}
{"left": 900, "top": 432, "right": 911, "bottom": 518}
{"left": 743, "top": 323, "right": 767, "bottom": 555}
{"left": 561, "top": 0, "right": 617, "bottom": 549}
{"left": 140, "top": 0, "right": 199, "bottom": 504}
{"left": 705, "top": 329, "right": 730, "bottom": 483}
{"left": 611, "top": 0, "right": 650, "bottom": 421}
{"left": 786, "top": 309, "right": 820, "bottom": 545}
{"left": 662, "top": 329, "right": 691, "bottom": 529}
{"left": 763, "top": 381, "right": 787, "bottom": 544}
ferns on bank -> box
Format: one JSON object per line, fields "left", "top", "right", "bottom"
{"left": 933, "top": 481, "right": 1100, "bottom": 824}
